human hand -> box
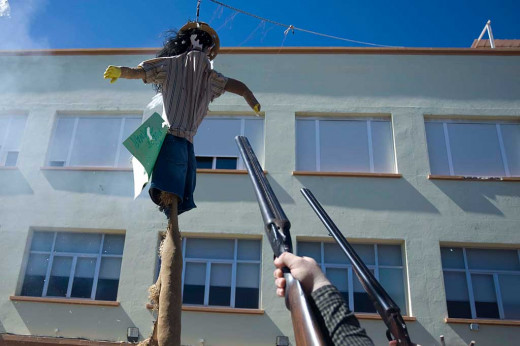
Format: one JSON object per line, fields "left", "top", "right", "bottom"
{"left": 273, "top": 252, "right": 331, "bottom": 296}
{"left": 103, "top": 65, "right": 121, "bottom": 83}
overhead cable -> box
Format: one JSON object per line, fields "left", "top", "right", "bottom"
{"left": 208, "top": 0, "right": 398, "bottom": 48}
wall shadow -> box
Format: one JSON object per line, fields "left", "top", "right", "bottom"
{"left": 448, "top": 322, "right": 520, "bottom": 345}
{"left": 431, "top": 180, "right": 520, "bottom": 216}
{"left": 294, "top": 176, "right": 440, "bottom": 214}
{"left": 182, "top": 310, "right": 285, "bottom": 345}
{"left": 195, "top": 173, "right": 294, "bottom": 204}
{"left": 10, "top": 300, "right": 136, "bottom": 342}
{"left": 0, "top": 169, "right": 34, "bottom": 196}
{"left": 43, "top": 170, "right": 133, "bottom": 197}
{"left": 363, "top": 318, "right": 438, "bottom": 345}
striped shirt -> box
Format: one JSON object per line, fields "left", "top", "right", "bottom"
{"left": 139, "top": 50, "right": 228, "bottom": 142}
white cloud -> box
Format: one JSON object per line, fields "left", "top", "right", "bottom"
{"left": 0, "top": 0, "right": 10, "bottom": 18}
{"left": 0, "top": 0, "right": 49, "bottom": 50}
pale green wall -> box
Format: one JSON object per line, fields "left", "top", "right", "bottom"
{"left": 0, "top": 51, "right": 519, "bottom": 346}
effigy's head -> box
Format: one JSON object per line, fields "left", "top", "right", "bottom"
{"left": 179, "top": 21, "right": 220, "bottom": 60}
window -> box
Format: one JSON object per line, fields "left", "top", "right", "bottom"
{"left": 182, "top": 237, "right": 261, "bottom": 309}
{"left": 0, "top": 114, "right": 27, "bottom": 167}
{"left": 298, "top": 241, "right": 406, "bottom": 314}
{"left": 441, "top": 246, "right": 520, "bottom": 320}
{"left": 46, "top": 115, "right": 141, "bottom": 168}
{"left": 425, "top": 120, "right": 520, "bottom": 177}
{"left": 296, "top": 118, "right": 396, "bottom": 173}
{"left": 21, "top": 231, "right": 125, "bottom": 301}
{"left": 193, "top": 116, "right": 264, "bottom": 170}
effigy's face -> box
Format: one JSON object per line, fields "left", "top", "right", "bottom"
{"left": 189, "top": 34, "right": 204, "bottom": 50}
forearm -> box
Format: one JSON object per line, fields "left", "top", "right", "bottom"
{"left": 311, "top": 285, "right": 374, "bottom": 346}
{"left": 120, "top": 66, "right": 145, "bottom": 79}
{"left": 224, "top": 78, "right": 259, "bottom": 111}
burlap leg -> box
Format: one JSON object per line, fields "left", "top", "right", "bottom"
{"left": 156, "top": 192, "right": 183, "bottom": 346}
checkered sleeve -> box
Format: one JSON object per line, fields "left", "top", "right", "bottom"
{"left": 311, "top": 285, "right": 374, "bottom": 346}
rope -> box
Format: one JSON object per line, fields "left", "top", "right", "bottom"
{"left": 208, "top": 0, "right": 397, "bottom": 48}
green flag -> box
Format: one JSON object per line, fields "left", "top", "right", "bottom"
{"left": 123, "top": 112, "right": 168, "bottom": 198}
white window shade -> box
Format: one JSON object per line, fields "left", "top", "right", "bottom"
{"left": 185, "top": 262, "right": 206, "bottom": 286}
{"left": 70, "top": 117, "right": 121, "bottom": 167}
{"left": 75, "top": 258, "right": 96, "bottom": 278}
{"left": 426, "top": 120, "right": 519, "bottom": 177}
{"left": 320, "top": 120, "right": 369, "bottom": 172}
{"left": 195, "top": 118, "right": 241, "bottom": 157}
{"left": 99, "top": 257, "right": 122, "bottom": 280}
{"left": 0, "top": 115, "right": 27, "bottom": 166}
{"left": 48, "top": 117, "right": 74, "bottom": 166}
{"left": 448, "top": 123, "right": 504, "bottom": 176}
{"left": 501, "top": 124, "right": 520, "bottom": 176}
{"left": 296, "top": 118, "right": 395, "bottom": 173}
{"left": 371, "top": 121, "right": 396, "bottom": 173}
{"left": 194, "top": 117, "right": 265, "bottom": 168}
{"left": 47, "top": 115, "right": 140, "bottom": 168}
{"left": 186, "top": 238, "right": 234, "bottom": 260}
{"left": 236, "top": 263, "right": 259, "bottom": 288}
{"left": 296, "top": 120, "right": 317, "bottom": 171}
{"left": 326, "top": 268, "right": 348, "bottom": 292}
{"left": 425, "top": 122, "right": 450, "bottom": 175}
{"left": 210, "top": 263, "right": 231, "bottom": 287}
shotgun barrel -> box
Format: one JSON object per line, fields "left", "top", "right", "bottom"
{"left": 235, "top": 136, "right": 325, "bottom": 346}
{"left": 301, "top": 187, "right": 414, "bottom": 346}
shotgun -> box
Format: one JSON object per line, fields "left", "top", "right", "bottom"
{"left": 235, "top": 136, "right": 326, "bottom": 346}
{"left": 301, "top": 187, "right": 414, "bottom": 346}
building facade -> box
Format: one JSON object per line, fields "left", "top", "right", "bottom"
{"left": 0, "top": 47, "right": 519, "bottom": 345}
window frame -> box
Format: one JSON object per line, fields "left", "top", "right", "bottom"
{"left": 180, "top": 237, "right": 262, "bottom": 309}
{"left": 295, "top": 116, "right": 397, "bottom": 173}
{"left": 0, "top": 114, "right": 28, "bottom": 167}
{"left": 441, "top": 246, "right": 520, "bottom": 320}
{"left": 21, "top": 231, "right": 124, "bottom": 301}
{"left": 425, "top": 118, "right": 520, "bottom": 177}
{"left": 193, "top": 115, "right": 265, "bottom": 171}
{"left": 297, "top": 240, "right": 407, "bottom": 314}
{"left": 46, "top": 113, "right": 141, "bottom": 168}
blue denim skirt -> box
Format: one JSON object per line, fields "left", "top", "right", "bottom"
{"left": 149, "top": 134, "right": 197, "bottom": 215}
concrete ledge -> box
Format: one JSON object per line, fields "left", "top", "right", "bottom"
{"left": 428, "top": 174, "right": 520, "bottom": 181}
{"left": 0, "top": 333, "right": 130, "bottom": 345}
{"left": 10, "top": 296, "right": 120, "bottom": 307}
{"left": 146, "top": 303, "right": 264, "bottom": 314}
{"left": 445, "top": 317, "right": 520, "bottom": 326}
{"left": 356, "top": 313, "right": 416, "bottom": 322}
{"left": 293, "top": 171, "right": 402, "bottom": 178}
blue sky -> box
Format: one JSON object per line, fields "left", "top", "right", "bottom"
{"left": 0, "top": 0, "right": 519, "bottom": 50}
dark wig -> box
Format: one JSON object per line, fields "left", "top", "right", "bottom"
{"left": 153, "top": 28, "right": 214, "bottom": 92}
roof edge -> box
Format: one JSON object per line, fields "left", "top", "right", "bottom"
{"left": 0, "top": 46, "right": 520, "bottom": 56}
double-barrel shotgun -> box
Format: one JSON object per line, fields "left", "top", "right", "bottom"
{"left": 235, "top": 136, "right": 326, "bottom": 346}
{"left": 300, "top": 188, "right": 414, "bottom": 346}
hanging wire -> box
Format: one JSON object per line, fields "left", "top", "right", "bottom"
{"left": 208, "top": 0, "right": 397, "bottom": 47}
{"left": 196, "top": 0, "right": 201, "bottom": 22}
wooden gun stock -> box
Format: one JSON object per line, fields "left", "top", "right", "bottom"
{"left": 285, "top": 273, "right": 326, "bottom": 346}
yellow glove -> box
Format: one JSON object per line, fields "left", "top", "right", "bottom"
{"left": 103, "top": 65, "right": 121, "bottom": 83}
{"left": 253, "top": 103, "right": 261, "bottom": 115}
